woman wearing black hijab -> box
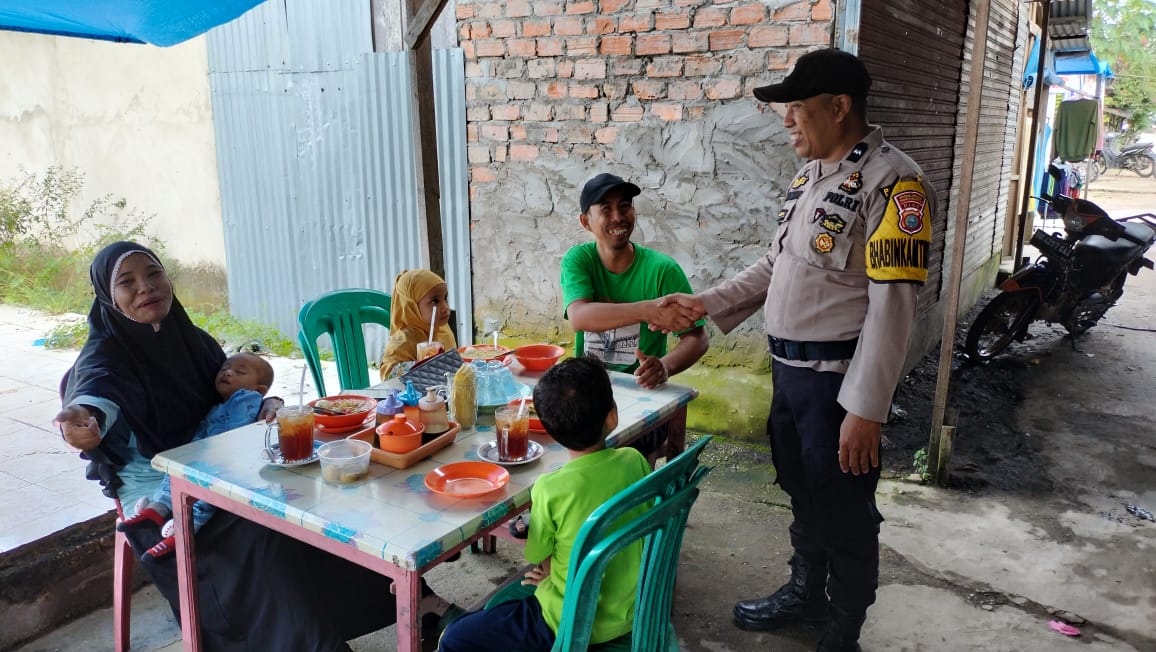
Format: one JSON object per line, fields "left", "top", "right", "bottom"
{"left": 55, "top": 242, "right": 414, "bottom": 651}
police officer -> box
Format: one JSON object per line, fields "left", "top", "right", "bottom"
{"left": 656, "top": 48, "right": 936, "bottom": 651}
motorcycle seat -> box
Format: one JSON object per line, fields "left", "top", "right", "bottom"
{"left": 1077, "top": 222, "right": 1155, "bottom": 267}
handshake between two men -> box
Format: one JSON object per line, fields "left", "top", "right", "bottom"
{"left": 648, "top": 293, "right": 706, "bottom": 335}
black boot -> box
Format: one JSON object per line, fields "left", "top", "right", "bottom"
{"left": 816, "top": 606, "right": 865, "bottom": 652}
{"left": 733, "top": 553, "right": 828, "bottom": 631}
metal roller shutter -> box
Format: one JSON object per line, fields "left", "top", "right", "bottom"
{"left": 858, "top": 0, "right": 968, "bottom": 316}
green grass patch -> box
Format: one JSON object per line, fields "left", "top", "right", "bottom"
{"left": 4, "top": 166, "right": 300, "bottom": 357}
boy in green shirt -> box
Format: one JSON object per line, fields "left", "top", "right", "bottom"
{"left": 438, "top": 358, "right": 652, "bottom": 651}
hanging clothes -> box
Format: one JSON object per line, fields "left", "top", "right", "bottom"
{"left": 1052, "top": 99, "right": 1100, "bottom": 163}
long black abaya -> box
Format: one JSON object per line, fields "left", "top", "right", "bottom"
{"left": 67, "top": 242, "right": 404, "bottom": 651}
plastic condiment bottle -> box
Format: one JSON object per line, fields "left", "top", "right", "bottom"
{"left": 419, "top": 387, "right": 450, "bottom": 435}
{"left": 449, "top": 364, "right": 477, "bottom": 429}
{"left": 399, "top": 381, "right": 422, "bottom": 423}
{"left": 375, "top": 390, "right": 404, "bottom": 426}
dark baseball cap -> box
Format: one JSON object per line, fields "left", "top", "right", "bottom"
{"left": 753, "top": 48, "right": 872, "bottom": 103}
{"left": 580, "top": 173, "right": 641, "bottom": 214}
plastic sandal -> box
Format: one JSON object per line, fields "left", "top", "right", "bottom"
{"left": 508, "top": 514, "right": 529, "bottom": 539}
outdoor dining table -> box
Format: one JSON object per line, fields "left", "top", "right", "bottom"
{"left": 152, "top": 366, "right": 698, "bottom": 652}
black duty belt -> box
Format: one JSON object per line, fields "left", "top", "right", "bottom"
{"left": 768, "top": 336, "right": 858, "bottom": 362}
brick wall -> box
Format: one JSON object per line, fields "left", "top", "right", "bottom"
{"left": 456, "top": 0, "right": 832, "bottom": 347}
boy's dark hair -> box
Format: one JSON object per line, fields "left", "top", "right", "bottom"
{"left": 533, "top": 357, "right": 614, "bottom": 451}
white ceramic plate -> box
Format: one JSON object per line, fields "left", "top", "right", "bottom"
{"left": 476, "top": 439, "right": 544, "bottom": 466}
{"left": 261, "top": 441, "right": 322, "bottom": 467}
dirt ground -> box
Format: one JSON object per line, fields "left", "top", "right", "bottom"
{"left": 880, "top": 171, "right": 1156, "bottom": 495}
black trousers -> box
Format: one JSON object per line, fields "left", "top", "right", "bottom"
{"left": 768, "top": 360, "right": 883, "bottom": 615}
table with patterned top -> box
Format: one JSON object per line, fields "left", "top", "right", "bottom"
{"left": 154, "top": 369, "right": 698, "bottom": 652}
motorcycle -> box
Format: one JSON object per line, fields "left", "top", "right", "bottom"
{"left": 965, "top": 166, "right": 1156, "bottom": 362}
{"left": 1086, "top": 134, "right": 1155, "bottom": 181}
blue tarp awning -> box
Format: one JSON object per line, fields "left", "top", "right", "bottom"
{"left": 1024, "top": 40, "right": 1113, "bottom": 89}
{"left": 1055, "top": 50, "right": 1111, "bottom": 76}
{"left": 0, "top": 0, "right": 266, "bottom": 46}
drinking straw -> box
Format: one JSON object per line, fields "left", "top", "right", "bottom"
{"left": 492, "top": 327, "right": 499, "bottom": 349}
{"left": 517, "top": 396, "right": 528, "bottom": 417}
{"left": 427, "top": 308, "right": 437, "bottom": 345}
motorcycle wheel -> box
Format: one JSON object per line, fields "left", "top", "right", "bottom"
{"left": 1069, "top": 274, "right": 1126, "bottom": 335}
{"left": 1086, "top": 160, "right": 1101, "bottom": 183}
{"left": 964, "top": 291, "right": 1038, "bottom": 362}
{"left": 1094, "top": 157, "right": 1108, "bottom": 176}
{"left": 1129, "top": 153, "right": 1155, "bottom": 177}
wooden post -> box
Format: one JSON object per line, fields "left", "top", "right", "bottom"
{"left": 403, "top": 0, "right": 449, "bottom": 278}
{"left": 1013, "top": 0, "right": 1052, "bottom": 267}
{"left": 935, "top": 425, "right": 955, "bottom": 487}
{"left": 927, "top": 0, "right": 992, "bottom": 483}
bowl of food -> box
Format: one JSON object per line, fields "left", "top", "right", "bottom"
{"left": 457, "top": 344, "right": 512, "bottom": 365}
{"left": 513, "top": 344, "right": 565, "bottom": 371}
{"left": 318, "top": 439, "right": 372, "bottom": 484}
{"left": 310, "top": 395, "right": 377, "bottom": 429}
{"left": 506, "top": 398, "right": 544, "bottom": 432}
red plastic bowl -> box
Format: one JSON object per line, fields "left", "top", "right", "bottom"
{"left": 513, "top": 344, "right": 565, "bottom": 371}
{"left": 308, "top": 395, "right": 377, "bottom": 429}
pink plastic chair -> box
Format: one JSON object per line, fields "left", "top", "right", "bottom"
{"left": 112, "top": 497, "right": 134, "bottom": 652}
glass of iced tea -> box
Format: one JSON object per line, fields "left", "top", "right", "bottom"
{"left": 494, "top": 406, "right": 529, "bottom": 462}
{"left": 416, "top": 341, "right": 444, "bottom": 361}
{"left": 264, "top": 405, "right": 315, "bottom": 462}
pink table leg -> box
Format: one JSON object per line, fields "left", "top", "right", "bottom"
{"left": 171, "top": 477, "right": 202, "bottom": 651}
{"left": 395, "top": 569, "right": 422, "bottom": 652}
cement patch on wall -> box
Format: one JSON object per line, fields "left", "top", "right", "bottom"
{"left": 0, "top": 31, "right": 225, "bottom": 268}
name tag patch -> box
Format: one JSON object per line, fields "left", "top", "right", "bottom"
{"left": 823, "top": 191, "right": 862, "bottom": 212}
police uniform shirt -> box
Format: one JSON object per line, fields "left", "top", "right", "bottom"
{"left": 699, "top": 127, "right": 936, "bottom": 423}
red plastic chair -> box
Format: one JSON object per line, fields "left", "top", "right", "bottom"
{"left": 113, "top": 497, "right": 134, "bottom": 652}
{"left": 59, "top": 369, "right": 134, "bottom": 651}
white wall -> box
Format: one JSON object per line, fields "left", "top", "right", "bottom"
{"left": 0, "top": 31, "right": 225, "bottom": 267}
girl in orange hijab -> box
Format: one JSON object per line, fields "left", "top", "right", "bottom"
{"left": 379, "top": 269, "right": 457, "bottom": 380}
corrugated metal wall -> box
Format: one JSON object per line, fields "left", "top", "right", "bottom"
{"left": 958, "top": 0, "right": 1024, "bottom": 277}
{"left": 205, "top": 0, "right": 471, "bottom": 363}
{"left": 858, "top": 0, "right": 967, "bottom": 316}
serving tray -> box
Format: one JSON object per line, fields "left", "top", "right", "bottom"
{"left": 347, "top": 422, "right": 461, "bottom": 470}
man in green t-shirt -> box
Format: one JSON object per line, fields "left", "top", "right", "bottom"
{"left": 437, "top": 358, "right": 653, "bottom": 651}
{"left": 561, "top": 173, "right": 708, "bottom": 391}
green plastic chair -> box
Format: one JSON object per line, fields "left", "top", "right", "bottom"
{"left": 486, "top": 436, "right": 713, "bottom": 651}
{"left": 296, "top": 288, "right": 391, "bottom": 397}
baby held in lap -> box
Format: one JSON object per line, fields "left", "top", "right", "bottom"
{"left": 118, "top": 352, "right": 273, "bottom": 561}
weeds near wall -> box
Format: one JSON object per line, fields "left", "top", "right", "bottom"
{"left": 0, "top": 166, "right": 156, "bottom": 312}
{"left": 2, "top": 167, "right": 297, "bottom": 356}
{"left": 912, "top": 447, "right": 931, "bottom": 482}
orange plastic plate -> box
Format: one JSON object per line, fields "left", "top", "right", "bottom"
{"left": 424, "top": 461, "right": 510, "bottom": 498}
{"left": 457, "top": 345, "right": 513, "bottom": 366}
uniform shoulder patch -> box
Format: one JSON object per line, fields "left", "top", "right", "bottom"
{"left": 867, "top": 179, "right": 932, "bottom": 283}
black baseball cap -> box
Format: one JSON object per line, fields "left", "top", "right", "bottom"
{"left": 753, "top": 48, "right": 872, "bottom": 103}
{"left": 580, "top": 173, "right": 641, "bottom": 214}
